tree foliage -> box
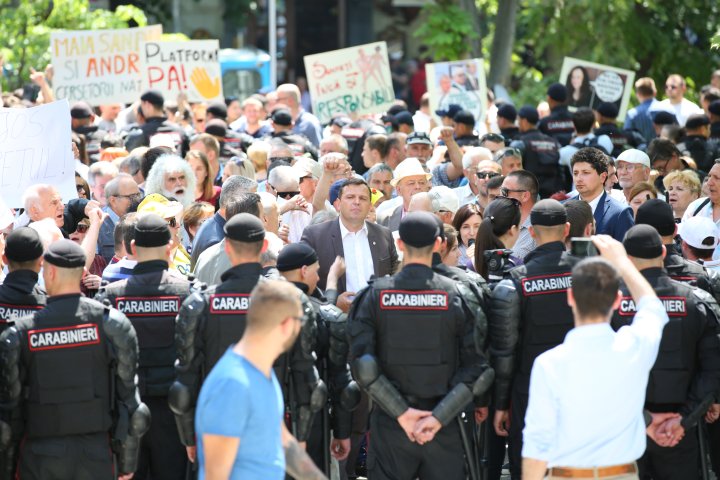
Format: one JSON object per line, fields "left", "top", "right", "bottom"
{"left": 413, "top": 0, "right": 479, "bottom": 61}
{"left": 0, "top": 0, "right": 147, "bottom": 91}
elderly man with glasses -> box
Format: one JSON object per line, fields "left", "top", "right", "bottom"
{"left": 452, "top": 147, "right": 497, "bottom": 207}
{"left": 98, "top": 173, "right": 141, "bottom": 262}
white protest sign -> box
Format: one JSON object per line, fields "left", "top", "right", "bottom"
{"left": 140, "top": 40, "right": 223, "bottom": 103}
{"left": 51, "top": 25, "right": 163, "bottom": 106}
{"left": 0, "top": 100, "right": 77, "bottom": 208}
{"left": 559, "top": 57, "right": 636, "bottom": 121}
{"left": 304, "top": 42, "right": 395, "bottom": 124}
{"left": 425, "top": 58, "right": 488, "bottom": 128}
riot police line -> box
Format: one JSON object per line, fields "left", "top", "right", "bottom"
{"left": 0, "top": 206, "right": 719, "bottom": 480}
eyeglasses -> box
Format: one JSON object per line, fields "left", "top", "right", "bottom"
{"left": 269, "top": 156, "right": 295, "bottom": 164}
{"left": 616, "top": 163, "right": 640, "bottom": 172}
{"left": 277, "top": 191, "right": 300, "bottom": 200}
{"left": 166, "top": 217, "right": 178, "bottom": 228}
{"left": 500, "top": 187, "right": 527, "bottom": 197}
{"left": 496, "top": 147, "right": 522, "bottom": 159}
{"left": 480, "top": 133, "right": 505, "bottom": 144}
{"left": 651, "top": 157, "right": 670, "bottom": 175}
{"left": 114, "top": 193, "right": 142, "bottom": 201}
{"left": 75, "top": 223, "right": 89, "bottom": 234}
{"left": 477, "top": 171, "right": 501, "bottom": 180}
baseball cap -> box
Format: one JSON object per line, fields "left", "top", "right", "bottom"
{"left": 140, "top": 90, "right": 164, "bottom": 108}
{"left": 204, "top": 119, "right": 228, "bottom": 137}
{"left": 137, "top": 193, "right": 183, "bottom": 219}
{"left": 399, "top": 212, "right": 441, "bottom": 248}
{"left": 293, "top": 157, "right": 322, "bottom": 179}
{"left": 271, "top": 108, "right": 293, "bottom": 126}
{"left": 206, "top": 102, "right": 228, "bottom": 119}
{"left": 406, "top": 131, "right": 433, "bottom": 146}
{"left": 70, "top": 102, "right": 93, "bottom": 119}
{"left": 596, "top": 102, "right": 619, "bottom": 119}
{"left": 623, "top": 224, "right": 664, "bottom": 259}
{"left": 685, "top": 114, "right": 710, "bottom": 130}
{"left": 518, "top": 105, "right": 539, "bottom": 124}
{"left": 497, "top": 104, "right": 517, "bottom": 122}
{"left": 428, "top": 186, "right": 459, "bottom": 214}
{"left": 616, "top": 149, "right": 650, "bottom": 169}
{"left": 395, "top": 111, "right": 413, "bottom": 126}
{"left": 635, "top": 199, "right": 675, "bottom": 237}
{"left": 453, "top": 110, "right": 476, "bottom": 127}
{"left": 652, "top": 110, "right": 678, "bottom": 125}
{"left": 679, "top": 216, "right": 719, "bottom": 250}
{"left": 435, "top": 104, "right": 462, "bottom": 119}
{"left": 547, "top": 83, "right": 567, "bottom": 103}
{"left": 709, "top": 100, "right": 720, "bottom": 116}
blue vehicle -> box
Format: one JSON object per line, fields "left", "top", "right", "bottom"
{"left": 219, "top": 47, "right": 272, "bottom": 101}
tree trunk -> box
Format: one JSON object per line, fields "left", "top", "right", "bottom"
{"left": 488, "top": 0, "right": 518, "bottom": 87}
{"left": 460, "top": 0, "right": 482, "bottom": 59}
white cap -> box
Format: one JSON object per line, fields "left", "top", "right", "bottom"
{"left": 679, "top": 216, "right": 720, "bottom": 250}
{"left": 292, "top": 157, "right": 322, "bottom": 179}
{"left": 428, "top": 186, "right": 459, "bottom": 214}
{"left": 390, "top": 157, "right": 432, "bottom": 187}
{"left": 616, "top": 149, "right": 650, "bottom": 168}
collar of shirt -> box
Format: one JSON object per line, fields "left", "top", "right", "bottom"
{"left": 564, "top": 322, "right": 614, "bottom": 345}
{"left": 580, "top": 191, "right": 604, "bottom": 213}
{"left": 103, "top": 205, "right": 120, "bottom": 224}
{"left": 339, "top": 218, "right": 368, "bottom": 238}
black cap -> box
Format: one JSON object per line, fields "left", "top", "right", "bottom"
{"left": 271, "top": 108, "right": 293, "bottom": 126}
{"left": 497, "top": 104, "right": 517, "bottom": 122}
{"left": 547, "top": 83, "right": 567, "bottom": 102}
{"left": 276, "top": 243, "right": 318, "bottom": 272}
{"left": 395, "top": 111, "right": 413, "bottom": 126}
{"left": 140, "top": 89, "right": 164, "bottom": 108}
{"left": 387, "top": 105, "right": 407, "bottom": 116}
{"left": 623, "top": 224, "right": 664, "bottom": 259}
{"left": 399, "top": 212, "right": 441, "bottom": 248}
{"left": 596, "top": 102, "right": 619, "bottom": 119}
{"left": 530, "top": 199, "right": 568, "bottom": 226}
{"left": 685, "top": 113, "right": 710, "bottom": 130}
{"left": 44, "top": 239, "right": 86, "bottom": 268}
{"left": 518, "top": 105, "right": 539, "bottom": 124}
{"left": 435, "top": 103, "right": 462, "bottom": 119}
{"left": 406, "top": 131, "right": 433, "bottom": 146}
{"left": 453, "top": 110, "right": 476, "bottom": 126}
{"left": 331, "top": 116, "right": 352, "bottom": 128}
{"left": 635, "top": 199, "right": 676, "bottom": 237}
{"left": 224, "top": 213, "right": 265, "bottom": 242}
{"left": 652, "top": 110, "right": 677, "bottom": 125}
{"left": 70, "top": 102, "right": 93, "bottom": 119}
{"left": 205, "top": 119, "right": 228, "bottom": 137}
{"left": 134, "top": 213, "right": 171, "bottom": 248}
{"left": 709, "top": 100, "right": 720, "bottom": 116}
{"left": 206, "top": 102, "right": 228, "bottom": 119}
{"left": 5, "top": 227, "right": 43, "bottom": 263}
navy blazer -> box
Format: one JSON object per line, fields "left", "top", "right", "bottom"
{"left": 570, "top": 191, "right": 634, "bottom": 242}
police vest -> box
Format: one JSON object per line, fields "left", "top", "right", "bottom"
{"left": 665, "top": 253, "right": 706, "bottom": 285}
{"left": 21, "top": 297, "right": 112, "bottom": 438}
{"left": 594, "top": 124, "right": 630, "bottom": 157}
{"left": 512, "top": 252, "right": 575, "bottom": 393}
{"left": 517, "top": 130, "right": 563, "bottom": 197}
{"left": 613, "top": 275, "right": 698, "bottom": 406}
{"left": 0, "top": 272, "right": 46, "bottom": 326}
{"left": 372, "top": 275, "right": 460, "bottom": 399}
{"left": 101, "top": 270, "right": 190, "bottom": 397}
{"left": 540, "top": 108, "right": 574, "bottom": 147}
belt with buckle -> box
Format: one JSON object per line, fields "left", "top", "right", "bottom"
{"left": 549, "top": 463, "right": 637, "bottom": 478}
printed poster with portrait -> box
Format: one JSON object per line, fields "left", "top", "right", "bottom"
{"left": 559, "top": 57, "right": 636, "bottom": 121}
{"left": 425, "top": 59, "right": 487, "bottom": 127}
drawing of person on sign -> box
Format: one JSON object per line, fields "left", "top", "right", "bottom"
{"left": 357, "top": 47, "right": 387, "bottom": 90}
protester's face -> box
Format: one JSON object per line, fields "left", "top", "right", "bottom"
{"left": 304, "top": 262, "right": 320, "bottom": 293}
{"left": 361, "top": 142, "right": 376, "bottom": 168}
{"left": 320, "top": 139, "right": 342, "bottom": 157}
{"left": 501, "top": 155, "right": 522, "bottom": 176}
{"left": 338, "top": 184, "right": 371, "bottom": 224}
{"left": 460, "top": 213, "right": 481, "bottom": 246}
{"left": 37, "top": 188, "right": 65, "bottom": 227}
{"left": 298, "top": 175, "right": 317, "bottom": 201}
{"left": 617, "top": 161, "right": 648, "bottom": 189}
{"left": 705, "top": 164, "right": 720, "bottom": 203}
{"left": 406, "top": 143, "right": 432, "bottom": 163}
{"left": 100, "top": 104, "right": 122, "bottom": 121}
{"left": 482, "top": 140, "right": 504, "bottom": 154}
{"left": 189, "top": 156, "right": 207, "bottom": 187}
{"left": 244, "top": 103, "right": 261, "bottom": 124}
{"left": 500, "top": 176, "right": 528, "bottom": 204}
{"left": 573, "top": 162, "right": 606, "bottom": 198}
{"left": 475, "top": 160, "right": 501, "bottom": 195}
{"left": 605, "top": 164, "right": 618, "bottom": 192}
{"left": 442, "top": 241, "right": 460, "bottom": 267}
{"left": 667, "top": 180, "right": 699, "bottom": 216}
{"left": 69, "top": 222, "right": 89, "bottom": 244}
{"left": 571, "top": 68, "right": 584, "bottom": 90}
{"left": 163, "top": 170, "right": 189, "bottom": 202}
{"left": 368, "top": 170, "right": 394, "bottom": 200}
{"left": 665, "top": 77, "right": 684, "bottom": 101}
{"left": 92, "top": 174, "right": 113, "bottom": 206}
{"left": 111, "top": 179, "right": 141, "bottom": 216}
{"left": 487, "top": 186, "right": 502, "bottom": 202}
{"left": 227, "top": 100, "right": 242, "bottom": 123}
{"left": 76, "top": 180, "right": 87, "bottom": 199}
{"left": 629, "top": 191, "right": 654, "bottom": 217}
{"left": 397, "top": 175, "right": 429, "bottom": 204}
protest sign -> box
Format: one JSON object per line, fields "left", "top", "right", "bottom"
{"left": 140, "top": 40, "right": 223, "bottom": 103}
{"left": 304, "top": 42, "right": 395, "bottom": 124}
{"left": 51, "top": 25, "right": 162, "bottom": 106}
{"left": 559, "top": 57, "right": 636, "bottom": 121}
{"left": 0, "top": 100, "right": 76, "bottom": 208}
{"left": 426, "top": 59, "right": 487, "bottom": 128}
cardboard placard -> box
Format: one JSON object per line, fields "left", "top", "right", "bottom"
{"left": 425, "top": 59, "right": 487, "bottom": 128}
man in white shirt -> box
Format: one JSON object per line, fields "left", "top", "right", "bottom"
{"left": 453, "top": 150, "right": 497, "bottom": 208}
{"left": 523, "top": 233, "right": 679, "bottom": 480}
{"left": 657, "top": 74, "right": 704, "bottom": 127}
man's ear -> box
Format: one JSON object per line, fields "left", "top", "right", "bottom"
{"left": 130, "top": 239, "right": 137, "bottom": 257}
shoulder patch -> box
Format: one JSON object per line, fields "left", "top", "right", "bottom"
{"left": 115, "top": 296, "right": 181, "bottom": 317}
{"left": 28, "top": 323, "right": 100, "bottom": 351}
{"left": 209, "top": 293, "right": 250, "bottom": 314}
{"left": 521, "top": 273, "right": 572, "bottom": 296}
{"left": 379, "top": 290, "right": 449, "bottom": 310}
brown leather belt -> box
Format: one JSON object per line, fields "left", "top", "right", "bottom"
{"left": 549, "top": 463, "right": 637, "bottom": 478}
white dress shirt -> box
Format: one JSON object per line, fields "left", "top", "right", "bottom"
{"left": 580, "top": 191, "right": 603, "bottom": 214}
{"left": 340, "top": 219, "right": 375, "bottom": 294}
{"left": 523, "top": 296, "right": 669, "bottom": 467}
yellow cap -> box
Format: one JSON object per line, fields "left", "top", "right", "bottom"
{"left": 137, "top": 193, "right": 183, "bottom": 219}
{"left": 370, "top": 188, "right": 384, "bottom": 206}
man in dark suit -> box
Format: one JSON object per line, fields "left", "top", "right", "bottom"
{"left": 301, "top": 177, "right": 399, "bottom": 310}
{"left": 568, "top": 147, "right": 634, "bottom": 241}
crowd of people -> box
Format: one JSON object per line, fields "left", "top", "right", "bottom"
{"left": 1, "top": 64, "right": 720, "bottom": 480}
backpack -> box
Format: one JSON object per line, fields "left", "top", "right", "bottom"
{"left": 571, "top": 136, "right": 609, "bottom": 155}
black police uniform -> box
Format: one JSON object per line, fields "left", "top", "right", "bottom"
{"left": 537, "top": 105, "right": 574, "bottom": 147}
{"left": 124, "top": 116, "right": 190, "bottom": 156}
{"left": 170, "top": 264, "right": 323, "bottom": 445}
{"left": 349, "top": 262, "right": 488, "bottom": 480}
{"left": 268, "top": 130, "right": 319, "bottom": 160}
{"left": 500, "top": 126, "right": 520, "bottom": 145}
{"left": 455, "top": 133, "right": 480, "bottom": 148}
{"left": 711, "top": 121, "right": 720, "bottom": 139}
{"left": 489, "top": 241, "right": 576, "bottom": 479}
{"left": 594, "top": 122, "right": 633, "bottom": 157}
{"left": 0, "top": 270, "right": 45, "bottom": 329}
{"left": 510, "top": 129, "right": 565, "bottom": 198}
{"left": 677, "top": 134, "right": 720, "bottom": 172}
{"left": 611, "top": 268, "right": 720, "bottom": 479}
{"left": 0, "top": 294, "right": 148, "bottom": 480}
{"left": 97, "top": 260, "right": 192, "bottom": 480}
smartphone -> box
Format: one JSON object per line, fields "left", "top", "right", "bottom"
{"left": 570, "top": 237, "right": 598, "bottom": 257}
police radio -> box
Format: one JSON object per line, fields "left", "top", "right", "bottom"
{"left": 484, "top": 249, "right": 514, "bottom": 278}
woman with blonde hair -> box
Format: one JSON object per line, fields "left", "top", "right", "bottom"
{"left": 663, "top": 169, "right": 701, "bottom": 220}
{"left": 247, "top": 140, "right": 271, "bottom": 182}
{"left": 186, "top": 150, "right": 222, "bottom": 208}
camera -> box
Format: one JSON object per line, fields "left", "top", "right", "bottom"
{"left": 484, "top": 249, "right": 514, "bottom": 278}
{"left": 570, "top": 238, "right": 598, "bottom": 257}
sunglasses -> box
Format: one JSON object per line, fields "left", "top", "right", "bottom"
{"left": 497, "top": 147, "right": 522, "bottom": 159}
{"left": 277, "top": 191, "right": 300, "bottom": 200}
{"left": 500, "top": 187, "right": 527, "bottom": 198}
{"left": 166, "top": 217, "right": 178, "bottom": 228}
{"left": 480, "top": 133, "right": 505, "bottom": 144}
{"left": 75, "top": 223, "right": 89, "bottom": 234}
{"left": 269, "top": 156, "right": 295, "bottom": 164}
{"left": 477, "top": 171, "right": 501, "bottom": 180}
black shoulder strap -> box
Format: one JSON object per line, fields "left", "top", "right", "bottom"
{"left": 693, "top": 198, "right": 712, "bottom": 217}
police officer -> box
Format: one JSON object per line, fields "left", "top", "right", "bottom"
{"left": 510, "top": 106, "right": 566, "bottom": 198}
{"left": 204, "top": 119, "right": 247, "bottom": 164}
{"left": 124, "top": 90, "right": 190, "bottom": 155}
{"left": 489, "top": 199, "right": 575, "bottom": 480}
{"left": 348, "top": 212, "right": 491, "bottom": 480}
{"left": 265, "top": 108, "right": 319, "bottom": 160}
{"left": 538, "top": 83, "right": 575, "bottom": 147}
{"left": 277, "top": 243, "right": 359, "bottom": 472}
{"left": 677, "top": 113, "right": 720, "bottom": 172}
{"left": 611, "top": 225, "right": 720, "bottom": 479}
{"left": 205, "top": 101, "right": 254, "bottom": 152}
{"left": 594, "top": 102, "right": 645, "bottom": 156}
{"left": 0, "top": 228, "right": 46, "bottom": 329}
{"left": 170, "top": 214, "right": 321, "bottom": 459}
{"left": 0, "top": 240, "right": 148, "bottom": 480}
{"left": 96, "top": 213, "right": 192, "bottom": 480}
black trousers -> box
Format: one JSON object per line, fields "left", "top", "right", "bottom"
{"left": 486, "top": 403, "right": 509, "bottom": 480}
{"left": 135, "top": 396, "right": 188, "bottom": 480}
{"left": 368, "top": 407, "right": 465, "bottom": 480}
{"left": 507, "top": 390, "right": 529, "bottom": 480}
{"left": 708, "top": 420, "right": 720, "bottom": 476}
{"left": 18, "top": 432, "right": 114, "bottom": 480}
{"left": 638, "top": 426, "right": 699, "bottom": 480}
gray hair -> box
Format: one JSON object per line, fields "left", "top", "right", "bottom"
{"left": 366, "top": 163, "right": 394, "bottom": 180}
{"left": 462, "top": 146, "right": 493, "bottom": 169}
{"left": 88, "top": 161, "right": 119, "bottom": 185}
{"left": 104, "top": 173, "right": 134, "bottom": 198}
{"left": 23, "top": 184, "right": 52, "bottom": 216}
{"left": 220, "top": 175, "right": 258, "bottom": 209}
{"left": 268, "top": 165, "right": 299, "bottom": 191}
{"left": 310, "top": 209, "right": 339, "bottom": 225}
{"left": 144, "top": 154, "right": 197, "bottom": 208}
{"left": 119, "top": 154, "right": 142, "bottom": 176}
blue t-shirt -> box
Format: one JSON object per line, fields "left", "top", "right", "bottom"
{"left": 196, "top": 349, "right": 285, "bottom": 480}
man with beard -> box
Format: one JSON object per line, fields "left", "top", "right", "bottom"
{"left": 143, "top": 154, "right": 197, "bottom": 209}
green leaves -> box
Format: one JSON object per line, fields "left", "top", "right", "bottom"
{"left": 413, "top": 2, "right": 479, "bottom": 61}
